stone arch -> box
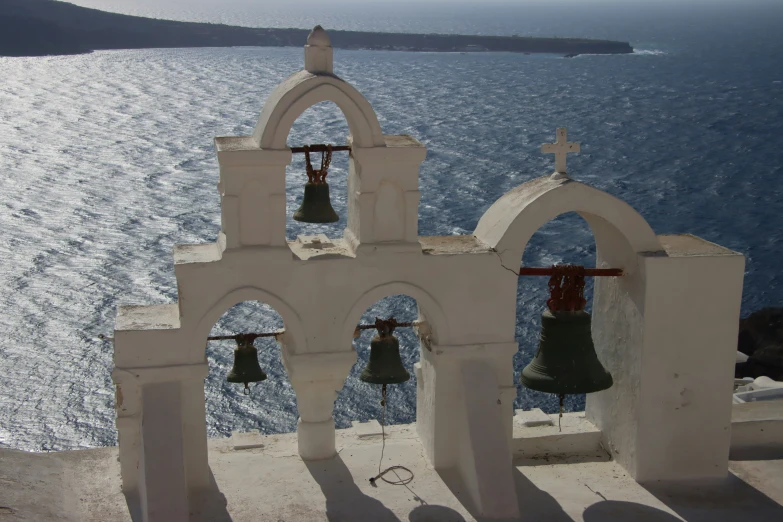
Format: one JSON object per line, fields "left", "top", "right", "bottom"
{"left": 252, "top": 71, "right": 386, "bottom": 150}
{"left": 474, "top": 177, "right": 664, "bottom": 274}
{"left": 191, "top": 286, "right": 307, "bottom": 361}
{"left": 341, "top": 282, "right": 450, "bottom": 350}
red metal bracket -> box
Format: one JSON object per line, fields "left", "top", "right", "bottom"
{"left": 519, "top": 265, "right": 623, "bottom": 312}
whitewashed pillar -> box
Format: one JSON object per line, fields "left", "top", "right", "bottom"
{"left": 587, "top": 235, "right": 745, "bottom": 482}
{"left": 282, "top": 350, "right": 357, "bottom": 460}
{"left": 139, "top": 381, "right": 189, "bottom": 522}
{"left": 113, "top": 356, "right": 208, "bottom": 522}
{"left": 344, "top": 136, "right": 426, "bottom": 250}
{"left": 416, "top": 342, "right": 519, "bottom": 519}
{"left": 112, "top": 373, "right": 142, "bottom": 497}
{"left": 214, "top": 140, "right": 292, "bottom": 249}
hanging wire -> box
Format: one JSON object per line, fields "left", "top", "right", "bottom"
{"left": 559, "top": 393, "right": 564, "bottom": 432}
{"left": 369, "top": 384, "right": 414, "bottom": 488}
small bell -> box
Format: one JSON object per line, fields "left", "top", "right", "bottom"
{"left": 227, "top": 334, "right": 267, "bottom": 393}
{"left": 360, "top": 319, "right": 410, "bottom": 385}
{"left": 520, "top": 309, "right": 613, "bottom": 395}
{"left": 293, "top": 145, "right": 339, "bottom": 223}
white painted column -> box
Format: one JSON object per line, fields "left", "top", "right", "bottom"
{"left": 113, "top": 362, "right": 209, "bottom": 521}
{"left": 458, "top": 361, "right": 519, "bottom": 519}
{"left": 181, "top": 373, "right": 210, "bottom": 492}
{"left": 214, "top": 138, "right": 291, "bottom": 249}
{"left": 139, "top": 381, "right": 188, "bottom": 522}
{"left": 112, "top": 374, "right": 142, "bottom": 497}
{"left": 587, "top": 235, "right": 745, "bottom": 482}
{"left": 345, "top": 135, "right": 425, "bottom": 250}
{"left": 417, "top": 342, "right": 519, "bottom": 518}
{"left": 283, "top": 350, "right": 357, "bottom": 460}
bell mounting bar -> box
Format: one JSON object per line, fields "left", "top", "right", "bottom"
{"left": 520, "top": 264, "right": 623, "bottom": 312}
{"left": 519, "top": 267, "right": 623, "bottom": 277}
{"left": 208, "top": 330, "right": 285, "bottom": 341}
{"left": 290, "top": 144, "right": 351, "bottom": 154}
{"left": 98, "top": 319, "right": 422, "bottom": 343}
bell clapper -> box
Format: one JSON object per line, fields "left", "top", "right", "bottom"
{"left": 244, "top": 383, "right": 250, "bottom": 396}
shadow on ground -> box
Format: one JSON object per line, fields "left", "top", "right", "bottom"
{"left": 305, "top": 455, "right": 402, "bottom": 522}
{"left": 126, "top": 468, "right": 233, "bottom": 522}
{"left": 439, "top": 466, "right": 573, "bottom": 522}
{"left": 643, "top": 470, "right": 783, "bottom": 522}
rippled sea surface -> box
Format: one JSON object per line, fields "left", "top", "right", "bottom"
{"left": 1, "top": 1, "right": 782, "bottom": 451}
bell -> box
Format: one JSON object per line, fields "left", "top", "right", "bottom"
{"left": 293, "top": 182, "right": 339, "bottom": 223}
{"left": 360, "top": 320, "right": 410, "bottom": 385}
{"left": 520, "top": 310, "right": 613, "bottom": 395}
{"left": 227, "top": 335, "right": 267, "bottom": 392}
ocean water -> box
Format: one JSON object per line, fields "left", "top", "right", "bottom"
{"left": 1, "top": 1, "right": 782, "bottom": 451}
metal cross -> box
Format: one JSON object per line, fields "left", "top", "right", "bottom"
{"left": 541, "top": 128, "right": 580, "bottom": 174}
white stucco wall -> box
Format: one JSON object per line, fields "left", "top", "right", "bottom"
{"left": 111, "top": 28, "right": 747, "bottom": 522}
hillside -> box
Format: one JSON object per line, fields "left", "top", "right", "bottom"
{"left": 0, "top": 0, "right": 634, "bottom": 57}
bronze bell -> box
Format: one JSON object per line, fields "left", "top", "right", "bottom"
{"left": 227, "top": 334, "right": 267, "bottom": 393}
{"left": 520, "top": 310, "right": 613, "bottom": 395}
{"left": 360, "top": 319, "right": 410, "bottom": 385}
{"left": 521, "top": 265, "right": 613, "bottom": 396}
{"left": 294, "top": 182, "right": 339, "bottom": 223}
{"left": 293, "top": 145, "right": 339, "bottom": 223}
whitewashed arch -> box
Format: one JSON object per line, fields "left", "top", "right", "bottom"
{"left": 474, "top": 177, "right": 664, "bottom": 273}
{"left": 341, "top": 281, "right": 449, "bottom": 350}
{"left": 252, "top": 71, "right": 386, "bottom": 150}
{"left": 191, "top": 286, "right": 307, "bottom": 361}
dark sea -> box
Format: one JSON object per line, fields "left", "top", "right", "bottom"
{"left": 1, "top": 0, "right": 782, "bottom": 451}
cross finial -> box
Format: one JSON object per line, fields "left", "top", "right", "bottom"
{"left": 541, "top": 128, "right": 580, "bottom": 176}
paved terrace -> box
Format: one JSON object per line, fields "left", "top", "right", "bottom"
{"left": 2, "top": 406, "right": 782, "bottom": 522}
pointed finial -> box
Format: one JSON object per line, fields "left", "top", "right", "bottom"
{"left": 307, "top": 25, "right": 331, "bottom": 47}
{"left": 305, "top": 25, "right": 334, "bottom": 74}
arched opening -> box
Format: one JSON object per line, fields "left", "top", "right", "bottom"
{"left": 514, "top": 212, "right": 598, "bottom": 416}
{"left": 285, "top": 101, "right": 351, "bottom": 241}
{"left": 203, "top": 300, "right": 297, "bottom": 438}
{"left": 333, "top": 294, "right": 422, "bottom": 430}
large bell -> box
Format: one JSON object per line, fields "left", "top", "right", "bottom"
{"left": 227, "top": 335, "right": 267, "bottom": 391}
{"left": 360, "top": 321, "right": 410, "bottom": 385}
{"left": 520, "top": 310, "right": 613, "bottom": 395}
{"left": 293, "top": 182, "right": 339, "bottom": 223}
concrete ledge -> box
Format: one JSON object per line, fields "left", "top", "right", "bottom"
{"left": 173, "top": 243, "right": 222, "bottom": 265}
{"left": 515, "top": 408, "right": 554, "bottom": 427}
{"left": 115, "top": 304, "right": 180, "bottom": 331}
{"left": 112, "top": 363, "right": 208, "bottom": 385}
{"left": 351, "top": 420, "right": 384, "bottom": 438}
{"left": 512, "top": 411, "right": 603, "bottom": 459}
{"left": 730, "top": 401, "right": 783, "bottom": 459}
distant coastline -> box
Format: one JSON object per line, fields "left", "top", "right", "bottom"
{"left": 0, "top": 0, "right": 634, "bottom": 58}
